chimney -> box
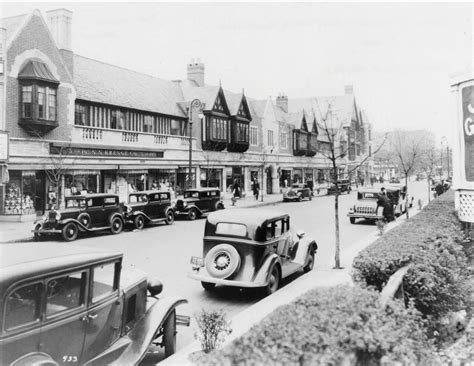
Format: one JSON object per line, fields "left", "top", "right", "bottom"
{"left": 46, "top": 9, "right": 73, "bottom": 51}
{"left": 187, "top": 59, "right": 205, "bottom": 87}
{"left": 344, "top": 85, "right": 354, "bottom": 95}
{"left": 276, "top": 93, "right": 288, "bottom": 113}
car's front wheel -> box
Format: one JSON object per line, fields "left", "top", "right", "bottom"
{"left": 165, "top": 210, "right": 175, "bottom": 225}
{"left": 110, "top": 217, "right": 123, "bottom": 234}
{"left": 62, "top": 222, "right": 78, "bottom": 242}
{"left": 201, "top": 281, "right": 216, "bottom": 290}
{"left": 163, "top": 310, "right": 176, "bottom": 357}
{"left": 303, "top": 251, "right": 315, "bottom": 273}
{"left": 134, "top": 214, "right": 145, "bottom": 230}
{"left": 34, "top": 223, "right": 43, "bottom": 241}
{"left": 188, "top": 208, "right": 197, "bottom": 221}
{"left": 264, "top": 265, "right": 280, "bottom": 296}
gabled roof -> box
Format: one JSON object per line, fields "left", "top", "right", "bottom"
{"left": 248, "top": 99, "right": 267, "bottom": 119}
{"left": 74, "top": 55, "right": 186, "bottom": 117}
{"left": 0, "top": 13, "right": 27, "bottom": 44}
{"left": 178, "top": 80, "right": 221, "bottom": 112}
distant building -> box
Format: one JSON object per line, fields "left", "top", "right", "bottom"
{"left": 0, "top": 8, "right": 372, "bottom": 218}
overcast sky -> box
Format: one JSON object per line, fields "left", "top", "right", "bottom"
{"left": 2, "top": 2, "right": 473, "bottom": 144}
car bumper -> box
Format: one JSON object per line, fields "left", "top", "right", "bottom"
{"left": 32, "top": 228, "right": 61, "bottom": 234}
{"left": 188, "top": 270, "right": 266, "bottom": 288}
{"left": 347, "top": 212, "right": 383, "bottom": 220}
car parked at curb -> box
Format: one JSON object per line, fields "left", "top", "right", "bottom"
{"left": 33, "top": 194, "right": 125, "bottom": 242}
{"left": 0, "top": 243, "right": 190, "bottom": 365}
{"left": 327, "top": 179, "right": 352, "bottom": 195}
{"left": 189, "top": 209, "right": 318, "bottom": 295}
{"left": 124, "top": 191, "right": 175, "bottom": 230}
{"left": 174, "top": 188, "right": 224, "bottom": 220}
{"left": 347, "top": 186, "right": 408, "bottom": 224}
{"left": 283, "top": 183, "right": 312, "bottom": 202}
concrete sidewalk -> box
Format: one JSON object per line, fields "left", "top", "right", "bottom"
{"left": 161, "top": 209, "right": 418, "bottom": 366}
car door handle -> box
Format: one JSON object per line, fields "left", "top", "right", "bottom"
{"left": 82, "top": 314, "right": 98, "bottom": 321}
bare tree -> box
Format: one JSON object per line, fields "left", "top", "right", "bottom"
{"left": 45, "top": 143, "right": 75, "bottom": 209}
{"left": 419, "top": 144, "right": 439, "bottom": 203}
{"left": 316, "top": 101, "right": 386, "bottom": 269}
{"left": 386, "top": 130, "right": 427, "bottom": 218}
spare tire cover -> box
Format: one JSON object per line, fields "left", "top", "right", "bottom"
{"left": 205, "top": 244, "right": 241, "bottom": 279}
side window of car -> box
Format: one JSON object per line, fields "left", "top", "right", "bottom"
{"left": 5, "top": 282, "right": 42, "bottom": 330}
{"left": 103, "top": 197, "right": 117, "bottom": 206}
{"left": 92, "top": 261, "right": 118, "bottom": 303}
{"left": 210, "top": 191, "right": 217, "bottom": 197}
{"left": 160, "top": 193, "right": 169, "bottom": 201}
{"left": 46, "top": 271, "right": 86, "bottom": 317}
{"left": 88, "top": 198, "right": 102, "bottom": 208}
{"left": 274, "top": 220, "right": 283, "bottom": 237}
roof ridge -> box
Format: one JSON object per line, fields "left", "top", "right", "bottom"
{"left": 0, "top": 13, "right": 28, "bottom": 22}
{"left": 74, "top": 54, "right": 176, "bottom": 84}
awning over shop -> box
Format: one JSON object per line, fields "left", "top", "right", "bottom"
{"left": 118, "top": 170, "right": 148, "bottom": 175}
{"left": 68, "top": 170, "right": 101, "bottom": 175}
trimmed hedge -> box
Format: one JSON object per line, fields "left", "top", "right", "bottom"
{"left": 352, "top": 191, "right": 469, "bottom": 318}
{"left": 196, "top": 286, "right": 434, "bottom": 366}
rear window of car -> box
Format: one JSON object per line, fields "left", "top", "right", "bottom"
{"left": 184, "top": 191, "right": 199, "bottom": 198}
{"left": 215, "top": 222, "right": 247, "bottom": 237}
{"left": 5, "top": 282, "right": 42, "bottom": 330}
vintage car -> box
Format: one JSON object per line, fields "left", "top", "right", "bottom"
{"left": 33, "top": 194, "right": 125, "bottom": 242}
{"left": 283, "top": 183, "right": 312, "bottom": 202}
{"left": 189, "top": 209, "right": 318, "bottom": 295}
{"left": 347, "top": 186, "right": 408, "bottom": 224}
{"left": 174, "top": 188, "right": 224, "bottom": 220}
{"left": 0, "top": 242, "right": 189, "bottom": 365}
{"left": 389, "top": 177, "right": 401, "bottom": 184}
{"left": 124, "top": 191, "right": 175, "bottom": 230}
{"left": 327, "top": 179, "right": 352, "bottom": 195}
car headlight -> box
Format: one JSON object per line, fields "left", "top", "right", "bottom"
{"left": 42, "top": 213, "right": 48, "bottom": 221}
{"left": 125, "top": 205, "right": 132, "bottom": 214}
{"left": 55, "top": 212, "right": 61, "bottom": 221}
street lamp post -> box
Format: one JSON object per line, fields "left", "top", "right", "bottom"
{"left": 188, "top": 99, "right": 203, "bottom": 189}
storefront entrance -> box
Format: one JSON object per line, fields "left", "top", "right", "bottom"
{"left": 5, "top": 170, "right": 46, "bottom": 215}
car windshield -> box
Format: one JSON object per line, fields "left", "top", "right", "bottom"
{"left": 215, "top": 222, "right": 247, "bottom": 237}
{"left": 362, "top": 193, "right": 378, "bottom": 199}
{"left": 65, "top": 198, "right": 86, "bottom": 208}
{"left": 184, "top": 191, "right": 199, "bottom": 198}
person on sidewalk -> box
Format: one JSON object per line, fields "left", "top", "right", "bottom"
{"left": 252, "top": 178, "right": 260, "bottom": 200}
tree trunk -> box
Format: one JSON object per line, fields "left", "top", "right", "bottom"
{"left": 334, "top": 192, "right": 341, "bottom": 269}
{"left": 405, "top": 174, "right": 409, "bottom": 218}
{"left": 427, "top": 176, "right": 431, "bottom": 203}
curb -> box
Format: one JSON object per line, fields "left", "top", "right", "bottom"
{"left": 0, "top": 237, "right": 35, "bottom": 244}
{"left": 161, "top": 208, "right": 421, "bottom": 366}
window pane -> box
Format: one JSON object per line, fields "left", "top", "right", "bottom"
{"left": 22, "top": 86, "right": 33, "bottom": 118}
{"left": 48, "top": 88, "right": 56, "bottom": 121}
{"left": 216, "top": 223, "right": 247, "bottom": 236}
{"left": 46, "top": 272, "right": 85, "bottom": 316}
{"left": 38, "top": 87, "right": 46, "bottom": 119}
{"left": 5, "top": 283, "right": 42, "bottom": 329}
{"left": 92, "top": 262, "right": 117, "bottom": 302}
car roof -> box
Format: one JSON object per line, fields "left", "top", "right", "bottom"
{"left": 65, "top": 193, "right": 119, "bottom": 199}
{"left": 0, "top": 243, "right": 122, "bottom": 291}
{"left": 185, "top": 187, "right": 220, "bottom": 192}
{"left": 129, "top": 190, "right": 170, "bottom": 195}
{"left": 207, "top": 208, "right": 288, "bottom": 227}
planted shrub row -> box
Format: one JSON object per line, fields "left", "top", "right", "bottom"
{"left": 352, "top": 190, "right": 469, "bottom": 318}
{"left": 197, "top": 286, "right": 434, "bottom": 366}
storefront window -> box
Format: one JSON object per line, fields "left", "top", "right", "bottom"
{"left": 200, "top": 168, "right": 222, "bottom": 189}
{"left": 280, "top": 169, "right": 291, "bottom": 188}
{"left": 149, "top": 169, "right": 176, "bottom": 193}
{"left": 177, "top": 168, "right": 196, "bottom": 192}
{"left": 4, "top": 171, "right": 38, "bottom": 215}
{"left": 293, "top": 169, "right": 303, "bottom": 184}
{"left": 64, "top": 174, "right": 98, "bottom": 196}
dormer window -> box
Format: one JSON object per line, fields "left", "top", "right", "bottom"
{"left": 18, "top": 60, "right": 59, "bottom": 135}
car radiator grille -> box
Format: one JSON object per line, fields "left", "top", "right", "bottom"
{"left": 176, "top": 200, "right": 184, "bottom": 210}
{"left": 356, "top": 207, "right": 375, "bottom": 215}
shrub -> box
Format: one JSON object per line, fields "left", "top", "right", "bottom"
{"left": 197, "top": 286, "right": 435, "bottom": 366}
{"left": 194, "top": 309, "right": 232, "bottom": 353}
{"left": 352, "top": 191, "right": 468, "bottom": 320}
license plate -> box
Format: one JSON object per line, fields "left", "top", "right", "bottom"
{"left": 190, "top": 256, "right": 204, "bottom": 267}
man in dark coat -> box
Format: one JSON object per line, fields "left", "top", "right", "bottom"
{"left": 252, "top": 178, "right": 260, "bottom": 200}
{"left": 377, "top": 193, "right": 394, "bottom": 222}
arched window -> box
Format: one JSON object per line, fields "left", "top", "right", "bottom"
{"left": 18, "top": 60, "right": 59, "bottom": 135}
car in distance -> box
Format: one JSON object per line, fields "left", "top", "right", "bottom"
{"left": 33, "top": 194, "right": 125, "bottom": 242}
{"left": 189, "top": 209, "right": 318, "bottom": 295}
{"left": 174, "top": 188, "right": 224, "bottom": 220}
{"left": 347, "top": 186, "right": 407, "bottom": 224}
{"left": 0, "top": 242, "right": 189, "bottom": 365}
{"left": 124, "top": 191, "right": 175, "bottom": 230}
{"left": 327, "top": 179, "right": 352, "bottom": 195}
{"left": 283, "top": 183, "right": 312, "bottom": 202}
{"left": 389, "top": 177, "right": 401, "bottom": 184}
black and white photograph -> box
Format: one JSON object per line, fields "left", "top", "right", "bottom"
{"left": 0, "top": 1, "right": 472, "bottom": 365}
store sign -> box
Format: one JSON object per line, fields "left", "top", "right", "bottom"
{"left": 50, "top": 146, "right": 164, "bottom": 158}
{"left": 463, "top": 85, "right": 474, "bottom": 181}
{"left": 0, "top": 132, "right": 8, "bottom": 161}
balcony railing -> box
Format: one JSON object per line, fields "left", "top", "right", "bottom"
{"left": 73, "top": 126, "right": 195, "bottom": 149}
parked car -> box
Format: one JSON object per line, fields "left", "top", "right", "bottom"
{"left": 389, "top": 177, "right": 401, "bottom": 184}
{"left": 327, "top": 179, "right": 352, "bottom": 195}
{"left": 174, "top": 188, "right": 224, "bottom": 220}
{"left": 33, "top": 194, "right": 125, "bottom": 242}
{"left": 347, "top": 186, "right": 408, "bottom": 224}
{"left": 283, "top": 183, "right": 312, "bottom": 202}
{"left": 189, "top": 209, "right": 318, "bottom": 295}
{"left": 0, "top": 242, "right": 189, "bottom": 365}
{"left": 124, "top": 190, "right": 175, "bottom": 229}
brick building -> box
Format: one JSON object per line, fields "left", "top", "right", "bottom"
{"left": 0, "top": 9, "right": 373, "bottom": 218}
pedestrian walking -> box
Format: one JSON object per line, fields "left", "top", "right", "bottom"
{"left": 252, "top": 178, "right": 260, "bottom": 200}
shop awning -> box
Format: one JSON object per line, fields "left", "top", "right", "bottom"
{"left": 118, "top": 170, "right": 148, "bottom": 175}
{"left": 200, "top": 166, "right": 226, "bottom": 169}
{"left": 70, "top": 170, "right": 101, "bottom": 175}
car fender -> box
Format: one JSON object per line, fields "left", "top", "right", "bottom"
{"left": 253, "top": 253, "right": 281, "bottom": 285}
{"left": 88, "top": 296, "right": 188, "bottom": 366}
{"left": 59, "top": 218, "right": 87, "bottom": 230}
{"left": 186, "top": 204, "right": 202, "bottom": 214}
{"left": 129, "top": 210, "right": 151, "bottom": 221}
{"left": 108, "top": 212, "right": 124, "bottom": 225}
{"left": 294, "top": 238, "right": 317, "bottom": 266}
{"left": 11, "top": 352, "right": 59, "bottom": 366}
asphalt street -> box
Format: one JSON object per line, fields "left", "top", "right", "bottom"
{"left": 27, "top": 180, "right": 430, "bottom": 362}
